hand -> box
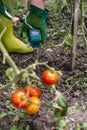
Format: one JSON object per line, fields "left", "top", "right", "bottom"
{"left": 12, "top": 16, "right": 20, "bottom": 23}
{"left": 26, "top": 5, "right": 48, "bottom": 44}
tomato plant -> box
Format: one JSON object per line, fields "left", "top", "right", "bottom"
{"left": 42, "top": 70, "right": 59, "bottom": 85}
{"left": 11, "top": 89, "right": 28, "bottom": 108}
{"left": 24, "top": 85, "right": 42, "bottom": 98}
{"left": 25, "top": 96, "right": 40, "bottom": 115}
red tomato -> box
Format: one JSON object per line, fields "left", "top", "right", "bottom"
{"left": 25, "top": 96, "right": 40, "bottom": 115}
{"left": 11, "top": 89, "right": 28, "bottom": 108}
{"left": 42, "top": 69, "right": 59, "bottom": 85}
{"left": 24, "top": 85, "right": 42, "bottom": 98}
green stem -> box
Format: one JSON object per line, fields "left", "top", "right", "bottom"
{"left": 0, "top": 27, "right": 20, "bottom": 75}
{"left": 0, "top": 70, "right": 24, "bottom": 91}
{"left": 0, "top": 61, "right": 48, "bottom": 91}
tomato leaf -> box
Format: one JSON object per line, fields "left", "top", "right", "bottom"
{"left": 10, "top": 126, "right": 18, "bottom": 130}
{"left": 6, "top": 68, "right": 15, "bottom": 80}
{"left": 0, "top": 112, "right": 7, "bottom": 119}
{"left": 65, "top": 34, "right": 73, "bottom": 46}
{"left": 54, "top": 91, "right": 68, "bottom": 117}
{"left": 26, "top": 125, "right": 30, "bottom": 130}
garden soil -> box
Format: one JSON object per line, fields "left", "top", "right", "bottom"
{"left": 0, "top": 21, "right": 87, "bottom": 130}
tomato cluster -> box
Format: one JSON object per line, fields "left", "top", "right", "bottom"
{"left": 11, "top": 69, "right": 59, "bottom": 115}
{"left": 11, "top": 86, "right": 41, "bottom": 115}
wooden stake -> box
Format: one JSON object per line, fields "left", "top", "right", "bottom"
{"left": 71, "top": 0, "right": 80, "bottom": 70}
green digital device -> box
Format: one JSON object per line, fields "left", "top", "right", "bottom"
{"left": 29, "top": 29, "right": 41, "bottom": 48}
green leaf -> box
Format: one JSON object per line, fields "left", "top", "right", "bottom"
{"left": 0, "top": 112, "right": 7, "bottom": 119}
{"left": 54, "top": 92, "right": 68, "bottom": 116}
{"left": 6, "top": 68, "right": 15, "bottom": 80}
{"left": 7, "top": 111, "right": 15, "bottom": 115}
{"left": 83, "top": 122, "right": 87, "bottom": 128}
{"left": 26, "top": 125, "right": 30, "bottom": 130}
{"left": 10, "top": 126, "right": 18, "bottom": 130}
{"left": 23, "top": 31, "right": 28, "bottom": 38}
{"left": 60, "top": 29, "right": 66, "bottom": 33}
{"left": 2, "top": 0, "right": 18, "bottom": 10}
{"left": 60, "top": 119, "right": 67, "bottom": 127}
{"left": 65, "top": 34, "right": 73, "bottom": 46}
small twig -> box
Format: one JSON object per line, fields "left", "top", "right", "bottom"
{"left": 53, "top": 103, "right": 63, "bottom": 111}
{"left": 2, "top": 54, "right": 6, "bottom": 64}
{"left": 58, "top": 59, "right": 70, "bottom": 68}
{"left": 29, "top": 72, "right": 41, "bottom": 81}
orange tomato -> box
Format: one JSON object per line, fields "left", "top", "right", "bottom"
{"left": 24, "top": 85, "right": 42, "bottom": 98}
{"left": 42, "top": 69, "right": 59, "bottom": 85}
{"left": 26, "top": 103, "right": 40, "bottom": 115}
{"left": 29, "top": 96, "right": 40, "bottom": 105}
{"left": 11, "top": 89, "right": 28, "bottom": 108}
{"left": 25, "top": 96, "right": 40, "bottom": 115}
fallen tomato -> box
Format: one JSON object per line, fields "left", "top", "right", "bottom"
{"left": 42, "top": 69, "right": 59, "bottom": 85}
{"left": 11, "top": 89, "right": 28, "bottom": 108}
{"left": 24, "top": 85, "right": 42, "bottom": 98}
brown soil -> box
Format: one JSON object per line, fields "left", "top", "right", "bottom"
{"left": 0, "top": 18, "right": 87, "bottom": 130}
{"left": 0, "top": 44, "right": 87, "bottom": 130}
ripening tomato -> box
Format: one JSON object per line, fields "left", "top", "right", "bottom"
{"left": 25, "top": 103, "right": 40, "bottom": 115}
{"left": 11, "top": 89, "right": 28, "bottom": 108}
{"left": 42, "top": 69, "right": 59, "bottom": 85}
{"left": 29, "top": 96, "right": 41, "bottom": 105}
{"left": 24, "top": 85, "right": 42, "bottom": 98}
{"left": 25, "top": 96, "right": 40, "bottom": 115}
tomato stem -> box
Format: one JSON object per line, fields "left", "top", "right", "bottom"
{"left": 0, "top": 27, "right": 20, "bottom": 75}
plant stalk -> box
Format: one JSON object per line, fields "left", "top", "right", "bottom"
{"left": 0, "top": 27, "right": 20, "bottom": 75}
{"left": 71, "top": 0, "right": 80, "bottom": 70}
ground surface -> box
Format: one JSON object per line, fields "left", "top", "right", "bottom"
{"left": 0, "top": 43, "right": 87, "bottom": 130}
